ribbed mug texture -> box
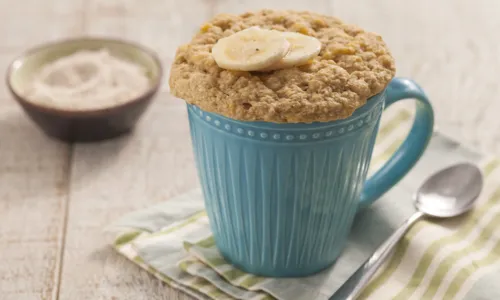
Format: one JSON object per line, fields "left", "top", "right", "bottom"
{"left": 188, "top": 93, "right": 385, "bottom": 277}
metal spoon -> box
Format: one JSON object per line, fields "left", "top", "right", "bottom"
{"left": 330, "top": 162, "right": 483, "bottom": 300}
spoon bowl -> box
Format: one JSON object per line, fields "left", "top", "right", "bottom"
{"left": 415, "top": 163, "right": 483, "bottom": 218}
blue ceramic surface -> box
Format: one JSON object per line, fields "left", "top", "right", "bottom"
{"left": 187, "top": 77, "right": 434, "bottom": 277}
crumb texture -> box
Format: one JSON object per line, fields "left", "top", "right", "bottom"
{"left": 169, "top": 10, "right": 396, "bottom": 123}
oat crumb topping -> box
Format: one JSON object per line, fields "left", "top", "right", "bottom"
{"left": 169, "top": 9, "right": 396, "bottom": 123}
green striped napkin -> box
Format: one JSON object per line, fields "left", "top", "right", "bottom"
{"left": 107, "top": 104, "right": 500, "bottom": 300}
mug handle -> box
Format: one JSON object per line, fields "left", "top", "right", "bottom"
{"left": 359, "top": 77, "right": 435, "bottom": 209}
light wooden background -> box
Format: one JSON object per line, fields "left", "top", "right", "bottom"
{"left": 0, "top": 0, "right": 498, "bottom": 299}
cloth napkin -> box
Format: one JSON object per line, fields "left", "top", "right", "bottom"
{"left": 107, "top": 105, "right": 500, "bottom": 300}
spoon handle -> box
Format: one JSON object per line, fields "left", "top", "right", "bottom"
{"left": 329, "top": 211, "right": 425, "bottom": 300}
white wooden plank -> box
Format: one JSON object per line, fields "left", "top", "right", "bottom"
{"left": 0, "top": 99, "right": 70, "bottom": 300}
{"left": 0, "top": 0, "right": 78, "bottom": 297}
{"left": 333, "top": 0, "right": 500, "bottom": 155}
{"left": 0, "top": 12, "right": 83, "bottom": 52}
{"left": 59, "top": 99, "right": 198, "bottom": 300}
{"left": 212, "top": 0, "right": 332, "bottom": 15}
{"left": 59, "top": 1, "right": 210, "bottom": 298}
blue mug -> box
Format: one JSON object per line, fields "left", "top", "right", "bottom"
{"left": 187, "top": 78, "right": 434, "bottom": 277}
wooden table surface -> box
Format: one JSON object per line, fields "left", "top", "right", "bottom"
{"left": 0, "top": 0, "right": 498, "bottom": 299}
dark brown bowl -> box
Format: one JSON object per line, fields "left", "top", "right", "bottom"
{"left": 6, "top": 37, "right": 163, "bottom": 143}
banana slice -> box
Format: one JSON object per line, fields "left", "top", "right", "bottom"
{"left": 263, "top": 32, "right": 322, "bottom": 71}
{"left": 211, "top": 27, "right": 290, "bottom": 71}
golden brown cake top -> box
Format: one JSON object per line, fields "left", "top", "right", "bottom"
{"left": 169, "top": 10, "right": 396, "bottom": 123}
